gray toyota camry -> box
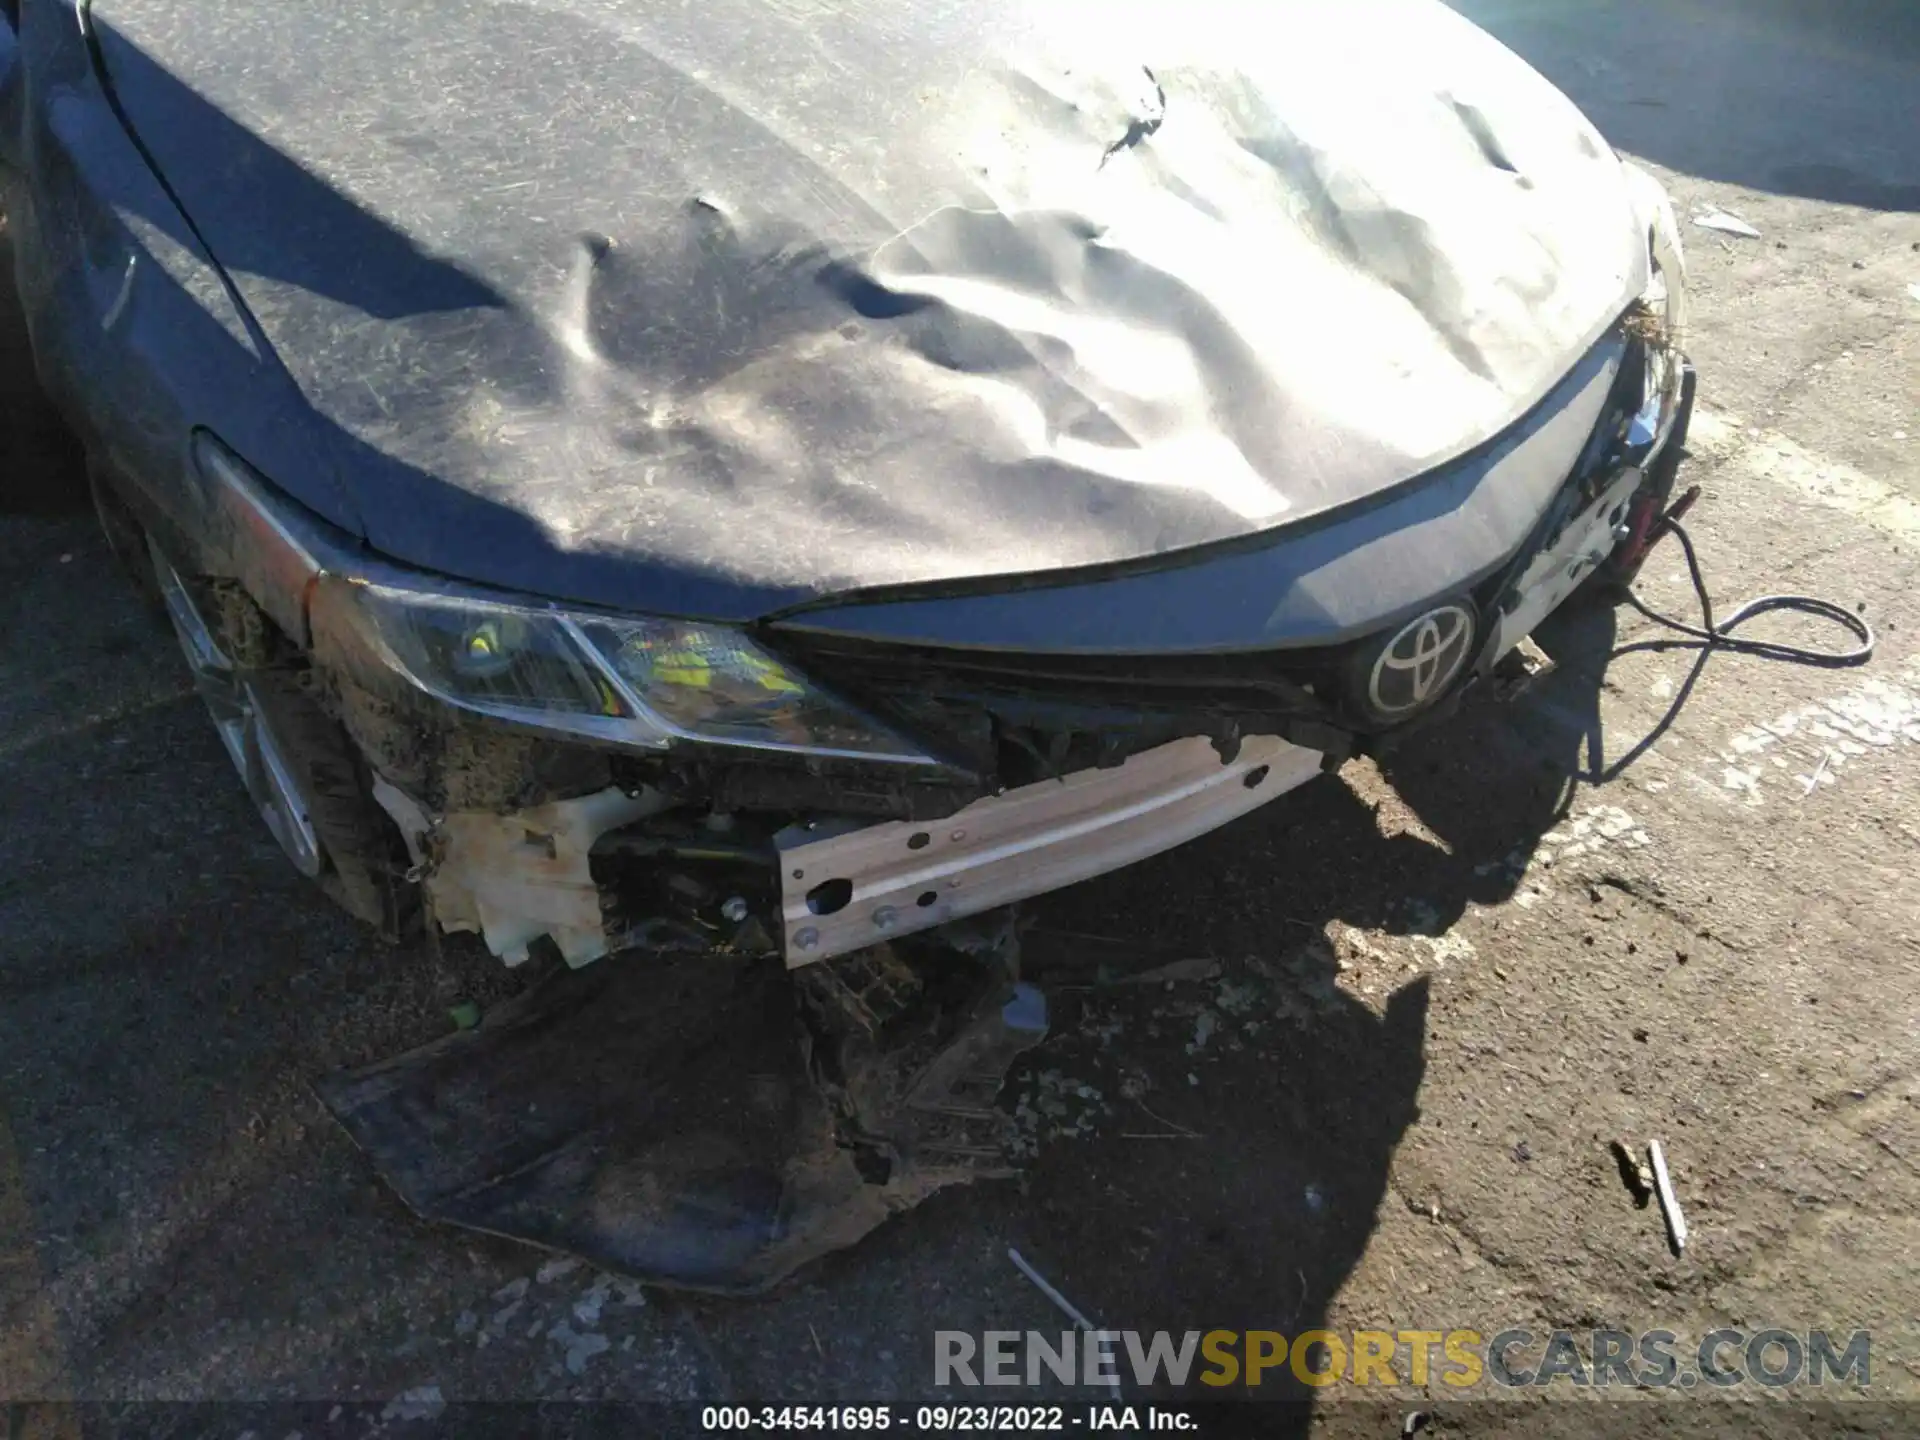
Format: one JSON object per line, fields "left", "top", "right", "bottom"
{"left": 0, "top": 0, "right": 1694, "bottom": 1288}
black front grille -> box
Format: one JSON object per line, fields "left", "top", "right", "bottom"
{"left": 775, "top": 632, "right": 1349, "bottom": 785}
{"left": 791, "top": 635, "right": 1338, "bottom": 713}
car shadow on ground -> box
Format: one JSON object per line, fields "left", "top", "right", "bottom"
{"left": 0, "top": 214, "right": 88, "bottom": 517}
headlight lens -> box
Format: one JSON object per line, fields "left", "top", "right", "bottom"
{"left": 1620, "top": 165, "right": 1689, "bottom": 459}
{"left": 357, "top": 586, "right": 625, "bottom": 719}
{"left": 1625, "top": 259, "right": 1681, "bottom": 453}
{"left": 572, "top": 618, "right": 896, "bottom": 755}
{"left": 320, "top": 577, "right": 934, "bottom": 763}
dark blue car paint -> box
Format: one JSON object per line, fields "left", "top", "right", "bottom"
{"left": 4, "top": 0, "right": 1637, "bottom": 655}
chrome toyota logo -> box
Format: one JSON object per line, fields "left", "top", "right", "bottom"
{"left": 1367, "top": 604, "right": 1476, "bottom": 717}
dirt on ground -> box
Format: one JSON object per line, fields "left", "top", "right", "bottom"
{"left": 1, "top": 2, "right": 1917, "bottom": 1437}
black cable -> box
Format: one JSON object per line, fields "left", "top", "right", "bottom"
{"left": 1621, "top": 516, "right": 1875, "bottom": 667}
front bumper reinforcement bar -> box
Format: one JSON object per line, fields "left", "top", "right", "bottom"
{"left": 777, "top": 734, "right": 1326, "bottom": 967}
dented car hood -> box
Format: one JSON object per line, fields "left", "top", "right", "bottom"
{"left": 92, "top": 0, "right": 1646, "bottom": 621}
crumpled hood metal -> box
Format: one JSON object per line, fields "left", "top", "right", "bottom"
{"left": 92, "top": 0, "right": 1645, "bottom": 619}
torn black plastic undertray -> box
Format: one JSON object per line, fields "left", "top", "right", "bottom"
{"left": 317, "top": 945, "right": 1045, "bottom": 1294}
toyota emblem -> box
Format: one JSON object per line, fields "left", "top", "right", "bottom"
{"left": 1366, "top": 604, "right": 1476, "bottom": 717}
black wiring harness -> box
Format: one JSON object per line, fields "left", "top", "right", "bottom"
{"left": 1622, "top": 487, "right": 1876, "bottom": 667}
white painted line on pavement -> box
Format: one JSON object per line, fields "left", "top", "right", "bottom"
{"left": 1709, "top": 657, "right": 1920, "bottom": 807}
{"left": 1689, "top": 408, "right": 1920, "bottom": 544}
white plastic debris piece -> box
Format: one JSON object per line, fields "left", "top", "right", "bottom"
{"left": 1908, "top": 283, "right": 1920, "bottom": 304}
{"left": 1648, "top": 1140, "right": 1688, "bottom": 1254}
{"left": 372, "top": 780, "right": 667, "bottom": 969}
{"left": 1008, "top": 1247, "right": 1098, "bottom": 1332}
{"left": 1007, "top": 1248, "right": 1122, "bottom": 1399}
{"left": 1801, "top": 751, "right": 1833, "bottom": 796}
{"left": 1692, "top": 209, "right": 1761, "bottom": 239}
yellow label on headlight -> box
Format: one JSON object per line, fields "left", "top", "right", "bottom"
{"left": 621, "top": 631, "right": 805, "bottom": 698}
{"left": 649, "top": 646, "right": 714, "bottom": 690}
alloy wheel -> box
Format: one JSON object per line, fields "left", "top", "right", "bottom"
{"left": 149, "top": 540, "right": 325, "bottom": 878}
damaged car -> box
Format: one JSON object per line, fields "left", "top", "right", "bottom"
{"left": 0, "top": 0, "right": 1692, "bottom": 1289}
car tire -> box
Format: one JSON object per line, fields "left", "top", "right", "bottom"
{"left": 149, "top": 541, "right": 419, "bottom": 940}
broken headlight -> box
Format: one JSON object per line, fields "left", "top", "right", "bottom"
{"left": 315, "top": 575, "right": 936, "bottom": 764}
{"left": 1625, "top": 260, "right": 1682, "bottom": 454}
{"left": 1621, "top": 164, "right": 1690, "bottom": 458}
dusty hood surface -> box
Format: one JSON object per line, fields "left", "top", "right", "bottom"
{"left": 94, "top": 0, "right": 1645, "bottom": 618}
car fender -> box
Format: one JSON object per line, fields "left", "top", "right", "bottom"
{"left": 3, "top": 0, "right": 367, "bottom": 591}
